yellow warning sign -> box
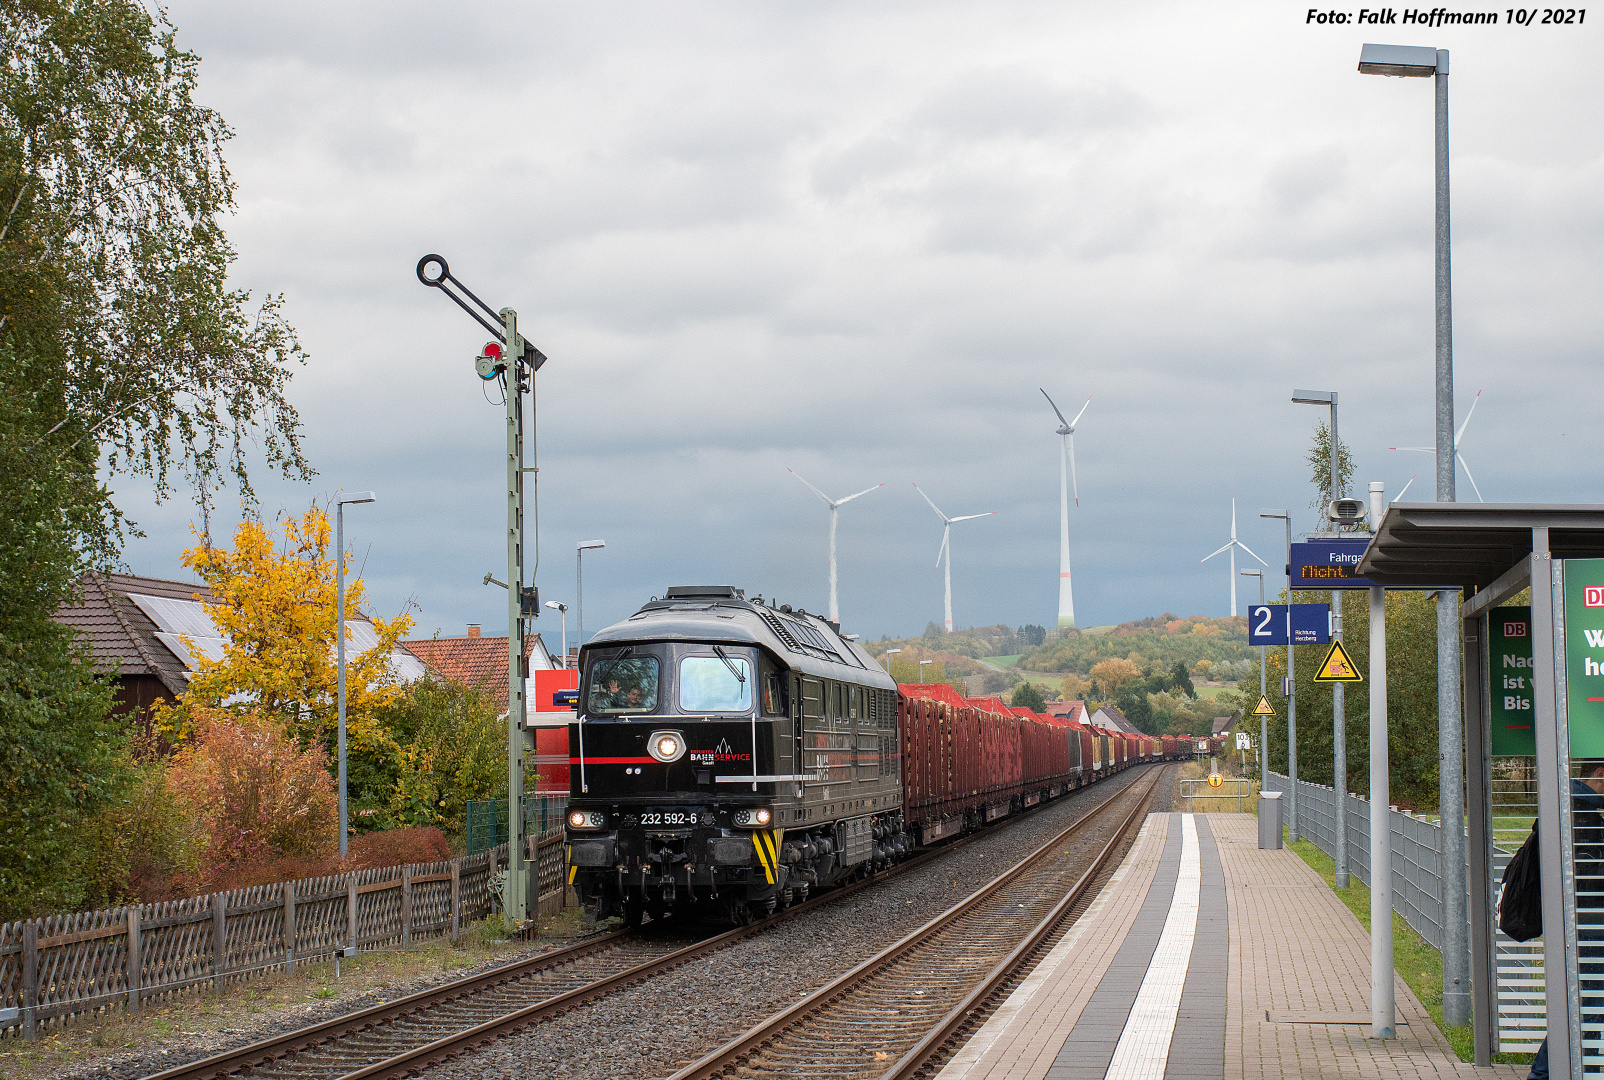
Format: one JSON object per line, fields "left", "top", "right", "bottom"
{"left": 1208, "top": 772, "right": 1224, "bottom": 788}
{"left": 1313, "top": 639, "right": 1364, "bottom": 682}
{"left": 1252, "top": 695, "right": 1276, "bottom": 715}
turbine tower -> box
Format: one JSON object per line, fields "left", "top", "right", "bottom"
{"left": 913, "top": 483, "right": 995, "bottom": 633}
{"left": 1040, "top": 389, "right": 1090, "bottom": 629}
{"left": 788, "top": 469, "right": 883, "bottom": 623}
{"left": 1390, "top": 389, "right": 1485, "bottom": 501}
{"left": 1199, "top": 496, "right": 1267, "bottom": 617}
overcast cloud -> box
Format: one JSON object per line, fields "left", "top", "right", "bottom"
{"left": 113, "top": 0, "right": 1602, "bottom": 644}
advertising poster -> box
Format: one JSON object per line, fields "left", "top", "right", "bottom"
{"left": 1488, "top": 606, "right": 1534, "bottom": 756}
{"left": 1564, "top": 560, "right": 1604, "bottom": 758}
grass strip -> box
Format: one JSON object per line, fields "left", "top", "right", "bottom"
{"left": 1283, "top": 834, "right": 1532, "bottom": 1067}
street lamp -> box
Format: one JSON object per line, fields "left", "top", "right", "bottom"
{"left": 918, "top": 659, "right": 934, "bottom": 682}
{"left": 544, "top": 600, "right": 569, "bottom": 667}
{"left": 883, "top": 647, "right": 902, "bottom": 673}
{"left": 576, "top": 540, "right": 605, "bottom": 648}
{"left": 1359, "top": 42, "right": 1468, "bottom": 1033}
{"left": 1259, "top": 508, "right": 1297, "bottom": 843}
{"left": 335, "top": 491, "right": 376, "bottom": 860}
{"left": 1241, "top": 569, "right": 1267, "bottom": 778}
{"left": 1294, "top": 389, "right": 1350, "bottom": 891}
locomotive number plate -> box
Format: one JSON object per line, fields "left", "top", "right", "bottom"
{"left": 639, "top": 811, "right": 696, "bottom": 826}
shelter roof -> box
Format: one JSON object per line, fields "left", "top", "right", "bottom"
{"left": 1359, "top": 503, "right": 1604, "bottom": 590}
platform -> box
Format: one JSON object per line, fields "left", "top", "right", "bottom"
{"left": 936, "top": 813, "right": 1526, "bottom": 1080}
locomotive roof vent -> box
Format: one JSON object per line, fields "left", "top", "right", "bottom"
{"left": 664, "top": 585, "right": 745, "bottom": 600}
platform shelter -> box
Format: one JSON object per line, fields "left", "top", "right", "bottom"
{"left": 1360, "top": 503, "right": 1604, "bottom": 1078}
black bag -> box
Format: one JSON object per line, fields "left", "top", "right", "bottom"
{"left": 1499, "top": 826, "right": 1542, "bottom": 942}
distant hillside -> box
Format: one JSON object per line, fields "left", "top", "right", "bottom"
{"left": 1020, "top": 613, "right": 1254, "bottom": 680}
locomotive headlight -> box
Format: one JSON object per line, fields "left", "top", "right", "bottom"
{"left": 732, "top": 807, "right": 773, "bottom": 828}
{"left": 647, "top": 730, "right": 686, "bottom": 763}
{"left": 568, "top": 810, "right": 606, "bottom": 829}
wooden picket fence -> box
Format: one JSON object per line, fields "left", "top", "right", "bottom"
{"left": 0, "top": 830, "right": 567, "bottom": 1039}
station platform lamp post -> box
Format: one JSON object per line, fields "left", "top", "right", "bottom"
{"left": 883, "top": 647, "right": 902, "bottom": 673}
{"left": 577, "top": 540, "right": 605, "bottom": 648}
{"left": 416, "top": 254, "right": 547, "bottom": 932}
{"left": 335, "top": 490, "right": 376, "bottom": 861}
{"left": 1259, "top": 508, "right": 1296, "bottom": 841}
{"left": 1357, "top": 41, "right": 1468, "bottom": 1028}
{"left": 545, "top": 600, "right": 569, "bottom": 667}
{"left": 1241, "top": 568, "right": 1265, "bottom": 780}
{"left": 1293, "top": 389, "right": 1350, "bottom": 889}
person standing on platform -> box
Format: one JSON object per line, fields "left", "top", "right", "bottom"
{"left": 1527, "top": 764, "right": 1604, "bottom": 1080}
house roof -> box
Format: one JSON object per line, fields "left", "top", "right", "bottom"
{"left": 402, "top": 632, "right": 553, "bottom": 710}
{"left": 1090, "top": 705, "right": 1143, "bottom": 735}
{"left": 57, "top": 571, "right": 429, "bottom": 696}
{"left": 1212, "top": 716, "right": 1235, "bottom": 736}
{"left": 55, "top": 573, "right": 210, "bottom": 695}
{"left": 1044, "top": 700, "right": 1085, "bottom": 723}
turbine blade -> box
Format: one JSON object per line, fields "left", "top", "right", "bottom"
{"left": 836, "top": 483, "right": 884, "bottom": 505}
{"left": 1392, "top": 474, "right": 1417, "bottom": 502}
{"left": 1455, "top": 389, "right": 1482, "bottom": 447}
{"left": 1458, "top": 453, "right": 1485, "bottom": 502}
{"left": 1234, "top": 539, "right": 1270, "bottom": 567}
{"left": 1389, "top": 447, "right": 1433, "bottom": 453}
{"left": 1069, "top": 396, "right": 1091, "bottom": 429}
{"left": 935, "top": 530, "right": 948, "bottom": 569}
{"left": 1068, "top": 434, "right": 1080, "bottom": 506}
{"left": 949, "top": 512, "right": 995, "bottom": 522}
{"left": 788, "top": 468, "right": 833, "bottom": 506}
{"left": 1039, "top": 388, "right": 1070, "bottom": 427}
{"left": 1200, "top": 541, "right": 1234, "bottom": 563}
{"left": 912, "top": 483, "right": 947, "bottom": 521}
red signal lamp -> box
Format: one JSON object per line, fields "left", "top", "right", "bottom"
{"left": 475, "top": 341, "right": 506, "bottom": 381}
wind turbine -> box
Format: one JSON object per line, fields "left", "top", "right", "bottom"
{"left": 913, "top": 484, "right": 995, "bottom": 633}
{"left": 788, "top": 469, "right": 883, "bottom": 623}
{"left": 1389, "top": 389, "right": 1485, "bottom": 502}
{"left": 1199, "top": 496, "right": 1267, "bottom": 617}
{"left": 1040, "top": 389, "right": 1090, "bottom": 629}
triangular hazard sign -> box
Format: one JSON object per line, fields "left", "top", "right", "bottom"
{"left": 1253, "top": 695, "right": 1276, "bottom": 715}
{"left": 1313, "top": 639, "right": 1364, "bottom": 682}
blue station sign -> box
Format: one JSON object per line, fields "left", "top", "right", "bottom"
{"left": 1289, "top": 538, "right": 1377, "bottom": 590}
{"left": 1247, "top": 604, "right": 1330, "bottom": 647}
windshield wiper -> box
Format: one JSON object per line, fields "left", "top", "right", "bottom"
{"left": 594, "top": 646, "right": 634, "bottom": 687}
{"left": 713, "top": 645, "right": 746, "bottom": 685}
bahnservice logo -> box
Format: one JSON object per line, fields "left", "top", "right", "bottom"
{"left": 1586, "top": 586, "right": 1604, "bottom": 609}
{"left": 1504, "top": 621, "right": 1528, "bottom": 638}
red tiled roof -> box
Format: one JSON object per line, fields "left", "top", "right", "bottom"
{"left": 401, "top": 634, "right": 547, "bottom": 710}
{"left": 1044, "top": 700, "right": 1085, "bottom": 723}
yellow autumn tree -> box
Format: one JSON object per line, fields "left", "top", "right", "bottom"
{"left": 157, "top": 506, "right": 413, "bottom": 757}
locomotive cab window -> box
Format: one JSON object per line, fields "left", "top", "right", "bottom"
{"left": 762, "top": 672, "right": 788, "bottom": 716}
{"left": 679, "top": 655, "right": 752, "bottom": 712}
{"left": 587, "top": 655, "right": 660, "bottom": 714}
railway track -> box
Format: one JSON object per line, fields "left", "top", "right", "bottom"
{"left": 140, "top": 771, "right": 1151, "bottom": 1080}
{"left": 666, "top": 764, "right": 1167, "bottom": 1080}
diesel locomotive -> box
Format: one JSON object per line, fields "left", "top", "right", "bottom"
{"left": 564, "top": 585, "right": 1183, "bottom": 925}
{"left": 564, "top": 586, "right": 909, "bottom": 924}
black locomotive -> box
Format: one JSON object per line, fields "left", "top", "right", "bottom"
{"left": 564, "top": 585, "right": 911, "bottom": 924}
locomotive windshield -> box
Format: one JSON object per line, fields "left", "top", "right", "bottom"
{"left": 587, "top": 655, "right": 660, "bottom": 714}
{"left": 679, "top": 654, "right": 751, "bottom": 712}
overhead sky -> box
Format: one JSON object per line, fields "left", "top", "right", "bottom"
{"left": 116, "top": 1, "right": 1601, "bottom": 645}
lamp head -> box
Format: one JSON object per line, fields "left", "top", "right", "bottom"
{"left": 545, "top": 600, "right": 568, "bottom": 613}
{"left": 1358, "top": 43, "right": 1445, "bottom": 77}
{"left": 1291, "top": 389, "right": 1336, "bottom": 406}
{"left": 338, "top": 491, "right": 377, "bottom": 505}
{"left": 1259, "top": 509, "right": 1289, "bottom": 521}
{"left": 577, "top": 539, "right": 606, "bottom": 551}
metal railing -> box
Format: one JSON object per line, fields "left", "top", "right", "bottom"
{"left": 1179, "top": 777, "right": 1251, "bottom": 812}
{"left": 1264, "top": 769, "right": 1542, "bottom": 1052}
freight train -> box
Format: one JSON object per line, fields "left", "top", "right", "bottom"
{"left": 563, "top": 586, "right": 1193, "bottom": 925}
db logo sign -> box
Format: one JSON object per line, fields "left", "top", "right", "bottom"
{"left": 1587, "top": 586, "right": 1604, "bottom": 609}
{"left": 1504, "top": 621, "right": 1528, "bottom": 638}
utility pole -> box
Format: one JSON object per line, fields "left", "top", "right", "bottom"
{"left": 417, "top": 255, "right": 546, "bottom": 933}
